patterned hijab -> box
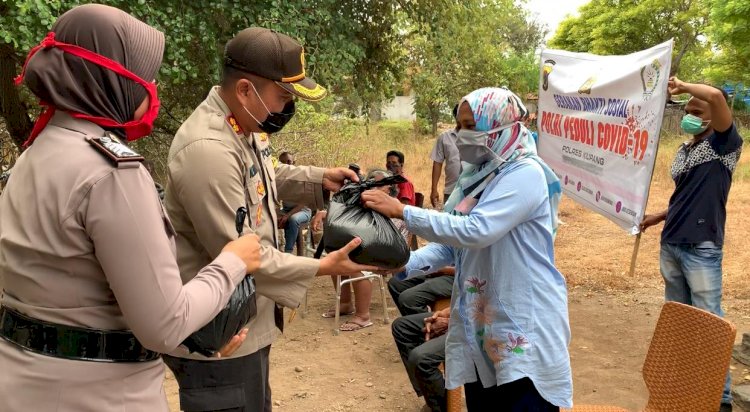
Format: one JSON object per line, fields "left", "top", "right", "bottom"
{"left": 444, "top": 87, "right": 561, "bottom": 236}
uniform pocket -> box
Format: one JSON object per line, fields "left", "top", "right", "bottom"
{"left": 246, "top": 175, "right": 262, "bottom": 206}
{"left": 179, "top": 383, "right": 246, "bottom": 411}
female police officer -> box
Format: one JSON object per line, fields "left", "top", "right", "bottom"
{"left": 0, "top": 4, "right": 262, "bottom": 411}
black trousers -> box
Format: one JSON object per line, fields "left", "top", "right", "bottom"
{"left": 163, "top": 345, "right": 272, "bottom": 412}
{"left": 388, "top": 275, "right": 454, "bottom": 316}
{"left": 392, "top": 312, "right": 447, "bottom": 412}
{"left": 464, "top": 377, "right": 559, "bottom": 412}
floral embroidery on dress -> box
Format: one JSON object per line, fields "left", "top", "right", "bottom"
{"left": 483, "top": 333, "right": 506, "bottom": 364}
{"left": 471, "top": 294, "right": 494, "bottom": 325}
{"left": 506, "top": 333, "right": 529, "bottom": 355}
{"left": 465, "top": 277, "right": 487, "bottom": 294}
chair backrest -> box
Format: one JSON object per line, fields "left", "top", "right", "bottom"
{"left": 642, "top": 301, "right": 736, "bottom": 412}
{"left": 415, "top": 192, "right": 424, "bottom": 209}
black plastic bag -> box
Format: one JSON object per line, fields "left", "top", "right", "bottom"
{"left": 323, "top": 175, "right": 411, "bottom": 269}
{"left": 181, "top": 275, "right": 257, "bottom": 357}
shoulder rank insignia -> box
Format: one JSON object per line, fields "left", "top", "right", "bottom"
{"left": 227, "top": 114, "right": 244, "bottom": 136}
{"left": 87, "top": 132, "right": 144, "bottom": 165}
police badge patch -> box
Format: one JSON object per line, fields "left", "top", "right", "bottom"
{"left": 87, "top": 132, "right": 144, "bottom": 165}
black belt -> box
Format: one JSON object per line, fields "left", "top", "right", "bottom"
{"left": 0, "top": 306, "right": 160, "bottom": 362}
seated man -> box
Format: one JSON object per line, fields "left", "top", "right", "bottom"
{"left": 278, "top": 151, "right": 312, "bottom": 253}
{"left": 386, "top": 150, "right": 416, "bottom": 206}
{"left": 392, "top": 306, "right": 450, "bottom": 412}
{"left": 389, "top": 267, "right": 455, "bottom": 316}
{"left": 390, "top": 267, "right": 454, "bottom": 412}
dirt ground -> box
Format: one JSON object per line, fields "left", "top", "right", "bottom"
{"left": 165, "top": 140, "right": 750, "bottom": 411}
{"left": 164, "top": 283, "right": 750, "bottom": 412}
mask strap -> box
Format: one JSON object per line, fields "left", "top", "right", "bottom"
{"left": 249, "top": 81, "right": 271, "bottom": 115}
{"left": 242, "top": 105, "right": 266, "bottom": 135}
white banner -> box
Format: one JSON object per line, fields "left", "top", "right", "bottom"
{"left": 537, "top": 40, "right": 673, "bottom": 234}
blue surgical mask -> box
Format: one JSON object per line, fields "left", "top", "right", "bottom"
{"left": 680, "top": 114, "right": 710, "bottom": 136}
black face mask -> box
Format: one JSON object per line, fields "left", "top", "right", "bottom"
{"left": 257, "top": 100, "right": 295, "bottom": 134}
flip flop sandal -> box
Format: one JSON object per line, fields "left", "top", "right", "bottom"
{"left": 339, "top": 320, "right": 374, "bottom": 332}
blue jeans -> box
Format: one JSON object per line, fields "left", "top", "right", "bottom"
{"left": 282, "top": 206, "right": 311, "bottom": 253}
{"left": 660, "top": 242, "right": 732, "bottom": 404}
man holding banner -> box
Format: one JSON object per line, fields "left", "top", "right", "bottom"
{"left": 641, "top": 77, "right": 742, "bottom": 412}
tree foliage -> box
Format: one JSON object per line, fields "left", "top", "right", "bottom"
{"left": 407, "top": 0, "right": 545, "bottom": 135}
{"left": 0, "top": 0, "right": 446, "bottom": 149}
{"left": 705, "top": 0, "right": 750, "bottom": 84}
{"left": 549, "top": 0, "right": 709, "bottom": 78}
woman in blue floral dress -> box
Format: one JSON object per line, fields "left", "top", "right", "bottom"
{"left": 363, "top": 87, "right": 572, "bottom": 410}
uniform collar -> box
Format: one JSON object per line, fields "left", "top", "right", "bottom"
{"left": 207, "top": 86, "right": 233, "bottom": 117}
{"left": 48, "top": 111, "right": 106, "bottom": 137}
{"left": 208, "top": 85, "right": 259, "bottom": 144}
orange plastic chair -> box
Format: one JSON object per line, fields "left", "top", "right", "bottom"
{"left": 434, "top": 298, "right": 463, "bottom": 412}
{"left": 565, "top": 301, "right": 736, "bottom": 412}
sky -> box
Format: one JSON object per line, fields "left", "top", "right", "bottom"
{"left": 525, "top": 0, "right": 591, "bottom": 41}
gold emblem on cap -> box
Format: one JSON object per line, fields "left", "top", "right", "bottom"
{"left": 291, "top": 82, "right": 327, "bottom": 100}
{"left": 281, "top": 49, "right": 306, "bottom": 83}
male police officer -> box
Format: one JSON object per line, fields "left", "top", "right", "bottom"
{"left": 163, "top": 28, "right": 374, "bottom": 412}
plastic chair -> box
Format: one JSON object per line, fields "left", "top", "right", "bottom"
{"left": 564, "top": 301, "right": 736, "bottom": 412}
{"left": 299, "top": 230, "right": 390, "bottom": 332}
{"left": 433, "top": 298, "right": 463, "bottom": 412}
{"left": 300, "top": 228, "right": 320, "bottom": 318}
{"left": 332, "top": 271, "right": 390, "bottom": 336}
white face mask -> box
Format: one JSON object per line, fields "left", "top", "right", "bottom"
{"left": 455, "top": 122, "right": 518, "bottom": 165}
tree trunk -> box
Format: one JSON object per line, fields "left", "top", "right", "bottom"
{"left": 0, "top": 42, "right": 33, "bottom": 151}
{"left": 671, "top": 31, "right": 697, "bottom": 76}
{"left": 429, "top": 103, "right": 439, "bottom": 136}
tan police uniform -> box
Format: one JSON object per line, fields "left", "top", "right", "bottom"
{"left": 0, "top": 112, "right": 248, "bottom": 411}
{"left": 165, "top": 86, "right": 325, "bottom": 356}
{"left": 163, "top": 86, "right": 326, "bottom": 409}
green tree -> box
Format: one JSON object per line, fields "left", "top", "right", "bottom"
{"left": 549, "top": 0, "right": 709, "bottom": 78}
{"left": 0, "top": 0, "right": 445, "bottom": 150}
{"left": 705, "top": 0, "right": 750, "bottom": 84}
{"left": 407, "top": 0, "right": 545, "bottom": 135}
